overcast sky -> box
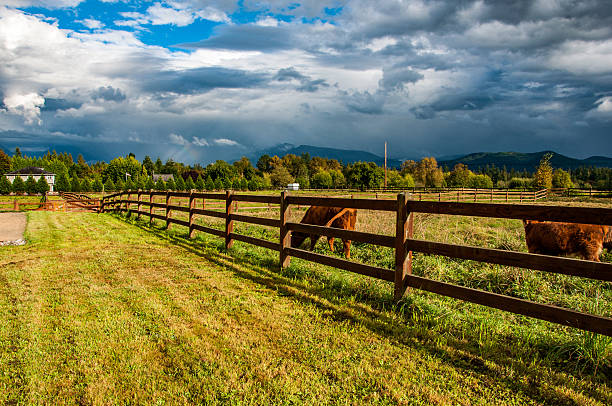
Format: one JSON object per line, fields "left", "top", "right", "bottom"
{"left": 1, "top": 0, "right": 611, "bottom": 163}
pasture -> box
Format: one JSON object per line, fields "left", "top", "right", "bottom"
{"left": 0, "top": 197, "right": 610, "bottom": 404}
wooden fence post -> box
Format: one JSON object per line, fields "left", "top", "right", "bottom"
{"left": 279, "top": 190, "right": 291, "bottom": 269}
{"left": 394, "top": 192, "right": 412, "bottom": 301}
{"left": 13, "top": 199, "right": 18, "bottom": 211}
{"left": 126, "top": 191, "right": 131, "bottom": 217}
{"left": 137, "top": 190, "right": 142, "bottom": 219}
{"left": 189, "top": 190, "right": 195, "bottom": 238}
{"left": 165, "top": 192, "right": 172, "bottom": 229}
{"left": 149, "top": 191, "right": 154, "bottom": 225}
{"left": 474, "top": 188, "right": 477, "bottom": 202}
{"left": 225, "top": 190, "right": 234, "bottom": 249}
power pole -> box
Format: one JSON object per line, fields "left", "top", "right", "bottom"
{"left": 384, "top": 141, "right": 388, "bottom": 190}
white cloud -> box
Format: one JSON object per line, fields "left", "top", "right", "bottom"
{"left": 549, "top": 40, "right": 612, "bottom": 75}
{"left": 3, "top": 93, "right": 45, "bottom": 125}
{"left": 586, "top": 96, "right": 612, "bottom": 120}
{"left": 78, "top": 18, "right": 103, "bottom": 29}
{"left": 116, "top": 2, "right": 229, "bottom": 27}
{"left": 169, "top": 133, "right": 189, "bottom": 145}
{"left": 192, "top": 137, "right": 209, "bottom": 146}
{"left": 213, "top": 138, "right": 239, "bottom": 146}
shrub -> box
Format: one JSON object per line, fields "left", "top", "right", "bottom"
{"left": 145, "top": 177, "right": 155, "bottom": 191}
{"left": 0, "top": 175, "right": 11, "bottom": 194}
{"left": 92, "top": 178, "right": 103, "bottom": 192}
{"left": 104, "top": 178, "right": 115, "bottom": 192}
{"left": 185, "top": 176, "right": 196, "bottom": 191}
{"left": 508, "top": 177, "right": 532, "bottom": 189}
{"left": 36, "top": 176, "right": 50, "bottom": 194}
{"left": 205, "top": 175, "right": 214, "bottom": 191}
{"left": 55, "top": 172, "right": 70, "bottom": 192}
{"left": 12, "top": 176, "right": 25, "bottom": 194}
{"left": 195, "top": 175, "right": 205, "bottom": 191}
{"left": 155, "top": 178, "right": 166, "bottom": 191}
{"left": 71, "top": 176, "right": 81, "bottom": 193}
{"left": 25, "top": 176, "right": 38, "bottom": 194}
{"left": 311, "top": 171, "right": 333, "bottom": 189}
{"left": 175, "top": 175, "right": 186, "bottom": 191}
{"left": 468, "top": 174, "right": 493, "bottom": 189}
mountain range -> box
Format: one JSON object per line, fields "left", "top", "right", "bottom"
{"left": 244, "top": 144, "right": 612, "bottom": 171}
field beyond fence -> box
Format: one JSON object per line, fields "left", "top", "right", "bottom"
{"left": 101, "top": 190, "right": 612, "bottom": 337}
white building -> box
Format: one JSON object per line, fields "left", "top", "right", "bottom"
{"left": 6, "top": 167, "right": 55, "bottom": 192}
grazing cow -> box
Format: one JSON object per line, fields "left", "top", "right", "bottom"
{"left": 523, "top": 220, "right": 612, "bottom": 262}
{"left": 291, "top": 206, "right": 358, "bottom": 258}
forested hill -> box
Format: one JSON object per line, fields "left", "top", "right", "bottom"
{"left": 249, "top": 144, "right": 403, "bottom": 168}
{"left": 438, "top": 151, "right": 612, "bottom": 172}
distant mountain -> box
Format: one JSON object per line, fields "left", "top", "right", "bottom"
{"left": 245, "top": 144, "right": 403, "bottom": 168}
{"left": 438, "top": 151, "right": 612, "bottom": 172}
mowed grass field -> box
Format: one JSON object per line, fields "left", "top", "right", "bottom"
{"left": 0, "top": 207, "right": 610, "bottom": 404}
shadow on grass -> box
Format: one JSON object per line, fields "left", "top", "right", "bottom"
{"left": 112, "top": 212, "right": 609, "bottom": 404}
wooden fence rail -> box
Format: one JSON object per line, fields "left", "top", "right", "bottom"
{"left": 101, "top": 190, "right": 612, "bottom": 336}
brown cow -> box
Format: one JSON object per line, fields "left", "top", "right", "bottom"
{"left": 523, "top": 220, "right": 612, "bottom": 261}
{"left": 291, "top": 206, "right": 357, "bottom": 258}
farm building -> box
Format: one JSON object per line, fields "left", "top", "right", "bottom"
{"left": 6, "top": 167, "right": 55, "bottom": 192}
{"left": 152, "top": 174, "right": 174, "bottom": 182}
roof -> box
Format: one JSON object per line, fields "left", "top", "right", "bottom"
{"left": 152, "top": 174, "right": 174, "bottom": 182}
{"left": 6, "top": 167, "right": 54, "bottom": 175}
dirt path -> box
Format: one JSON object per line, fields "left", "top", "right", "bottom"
{"left": 0, "top": 213, "right": 26, "bottom": 245}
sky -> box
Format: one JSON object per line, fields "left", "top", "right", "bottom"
{"left": 0, "top": 0, "right": 611, "bottom": 164}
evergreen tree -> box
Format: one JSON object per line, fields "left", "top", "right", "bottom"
{"left": 25, "top": 176, "right": 38, "bottom": 194}
{"left": 232, "top": 178, "right": 240, "bottom": 190}
{"left": 12, "top": 176, "right": 25, "bottom": 194}
{"left": 104, "top": 178, "right": 115, "bottom": 192}
{"left": 223, "top": 177, "right": 232, "bottom": 190}
{"left": 195, "top": 175, "right": 205, "bottom": 191}
{"left": 115, "top": 178, "right": 125, "bottom": 191}
{"left": 0, "top": 149, "right": 10, "bottom": 175}
{"left": 36, "top": 176, "right": 50, "bottom": 194}
{"left": 81, "top": 178, "right": 92, "bottom": 192}
{"left": 214, "top": 178, "right": 224, "bottom": 190}
{"left": 0, "top": 175, "right": 11, "bottom": 194}
{"left": 125, "top": 177, "right": 135, "bottom": 191}
{"left": 240, "top": 178, "right": 248, "bottom": 191}
{"left": 205, "top": 175, "right": 214, "bottom": 191}
{"left": 175, "top": 175, "right": 186, "bottom": 191}
{"left": 185, "top": 176, "right": 196, "bottom": 191}
{"left": 165, "top": 177, "right": 176, "bottom": 191}
{"left": 155, "top": 178, "right": 166, "bottom": 191}
{"left": 92, "top": 177, "right": 103, "bottom": 192}
{"left": 145, "top": 177, "right": 155, "bottom": 190}
{"left": 135, "top": 176, "right": 146, "bottom": 190}
{"left": 71, "top": 176, "right": 81, "bottom": 192}
{"left": 55, "top": 172, "right": 70, "bottom": 192}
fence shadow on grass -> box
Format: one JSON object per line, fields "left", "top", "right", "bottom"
{"left": 114, "top": 213, "right": 610, "bottom": 405}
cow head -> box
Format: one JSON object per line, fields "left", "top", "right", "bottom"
{"left": 290, "top": 232, "right": 308, "bottom": 249}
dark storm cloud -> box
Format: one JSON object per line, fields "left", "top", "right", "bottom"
{"left": 41, "top": 98, "right": 83, "bottom": 111}
{"left": 379, "top": 67, "right": 423, "bottom": 90}
{"left": 92, "top": 86, "right": 126, "bottom": 102}
{"left": 274, "top": 67, "right": 329, "bottom": 92}
{"left": 141, "top": 67, "right": 269, "bottom": 94}
{"left": 178, "top": 24, "right": 293, "bottom": 51}
{"left": 342, "top": 90, "right": 384, "bottom": 114}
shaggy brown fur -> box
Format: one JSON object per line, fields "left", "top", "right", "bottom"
{"left": 291, "top": 206, "right": 358, "bottom": 258}
{"left": 523, "top": 220, "right": 612, "bottom": 262}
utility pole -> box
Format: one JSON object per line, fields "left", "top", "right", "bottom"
{"left": 384, "top": 141, "right": 388, "bottom": 190}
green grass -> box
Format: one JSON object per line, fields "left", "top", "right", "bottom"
{"left": 0, "top": 211, "right": 610, "bottom": 404}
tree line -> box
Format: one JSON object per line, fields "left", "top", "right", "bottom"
{"left": 1, "top": 147, "right": 611, "bottom": 195}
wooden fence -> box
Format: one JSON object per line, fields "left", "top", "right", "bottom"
{"left": 101, "top": 190, "right": 612, "bottom": 337}
{"left": 0, "top": 198, "right": 101, "bottom": 212}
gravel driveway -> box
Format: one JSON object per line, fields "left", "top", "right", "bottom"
{"left": 0, "top": 212, "right": 26, "bottom": 245}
